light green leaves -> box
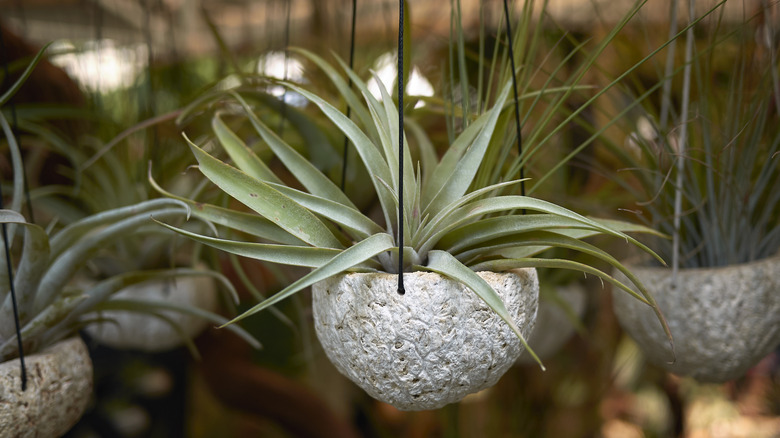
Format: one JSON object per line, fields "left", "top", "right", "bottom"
{"left": 155, "top": 53, "right": 671, "bottom": 360}
{"left": 187, "top": 138, "right": 342, "bottom": 249}
{"left": 223, "top": 233, "right": 395, "bottom": 326}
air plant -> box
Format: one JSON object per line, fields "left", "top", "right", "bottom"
{"left": 152, "top": 50, "right": 672, "bottom": 366}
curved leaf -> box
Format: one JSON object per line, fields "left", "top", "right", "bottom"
{"left": 423, "top": 82, "right": 512, "bottom": 217}
{"left": 282, "top": 82, "right": 398, "bottom": 235}
{"left": 149, "top": 172, "right": 305, "bottom": 245}
{"left": 222, "top": 233, "right": 395, "bottom": 326}
{"left": 155, "top": 220, "right": 345, "bottom": 268}
{"left": 187, "top": 138, "right": 341, "bottom": 249}
{"left": 230, "top": 92, "right": 357, "bottom": 209}
{"left": 212, "top": 112, "right": 282, "bottom": 184}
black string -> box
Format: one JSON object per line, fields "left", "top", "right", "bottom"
{"left": 0, "top": 29, "right": 28, "bottom": 391}
{"left": 397, "top": 0, "right": 405, "bottom": 294}
{"left": 92, "top": 0, "right": 103, "bottom": 111}
{"left": 339, "top": 0, "right": 357, "bottom": 192}
{"left": 278, "top": 0, "right": 291, "bottom": 134}
{"left": 502, "top": 0, "right": 525, "bottom": 201}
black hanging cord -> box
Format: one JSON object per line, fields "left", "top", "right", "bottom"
{"left": 278, "top": 0, "right": 292, "bottom": 133}
{"left": 339, "top": 0, "right": 357, "bottom": 192}
{"left": 397, "top": 0, "right": 405, "bottom": 294}
{"left": 0, "top": 30, "right": 28, "bottom": 391}
{"left": 92, "top": 0, "right": 104, "bottom": 111}
{"left": 502, "top": 0, "right": 525, "bottom": 200}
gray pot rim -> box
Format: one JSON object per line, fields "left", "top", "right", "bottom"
{"left": 625, "top": 250, "right": 780, "bottom": 273}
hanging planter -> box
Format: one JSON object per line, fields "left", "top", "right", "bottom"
{"left": 516, "top": 281, "right": 586, "bottom": 364}
{"left": 85, "top": 273, "right": 219, "bottom": 352}
{"left": 155, "top": 2, "right": 669, "bottom": 409}
{"left": 613, "top": 253, "right": 780, "bottom": 382}
{"left": 0, "top": 337, "right": 92, "bottom": 437}
{"left": 313, "top": 269, "right": 538, "bottom": 410}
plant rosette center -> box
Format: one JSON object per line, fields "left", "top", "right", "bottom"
{"left": 312, "top": 269, "right": 539, "bottom": 411}
{"left": 613, "top": 253, "right": 780, "bottom": 382}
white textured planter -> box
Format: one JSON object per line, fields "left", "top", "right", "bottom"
{"left": 86, "top": 275, "right": 218, "bottom": 352}
{"left": 613, "top": 254, "right": 780, "bottom": 382}
{"left": 0, "top": 337, "right": 93, "bottom": 437}
{"left": 517, "top": 282, "right": 587, "bottom": 364}
{"left": 313, "top": 270, "right": 539, "bottom": 411}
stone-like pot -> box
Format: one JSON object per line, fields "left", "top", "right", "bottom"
{"left": 313, "top": 269, "right": 539, "bottom": 411}
{"left": 0, "top": 337, "right": 93, "bottom": 437}
{"left": 516, "top": 282, "right": 587, "bottom": 364}
{"left": 613, "top": 254, "right": 780, "bottom": 382}
{"left": 86, "top": 275, "right": 218, "bottom": 352}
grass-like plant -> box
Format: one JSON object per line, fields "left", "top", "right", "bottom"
{"left": 602, "top": 5, "right": 780, "bottom": 269}
{"left": 153, "top": 49, "right": 672, "bottom": 366}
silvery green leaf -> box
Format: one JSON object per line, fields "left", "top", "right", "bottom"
{"left": 469, "top": 257, "right": 673, "bottom": 351}
{"left": 187, "top": 138, "right": 341, "bottom": 249}
{"left": 212, "top": 112, "right": 283, "bottom": 184}
{"left": 285, "top": 82, "right": 398, "bottom": 235}
{"left": 149, "top": 173, "right": 305, "bottom": 245}
{"left": 155, "top": 220, "right": 345, "bottom": 268}
{"left": 35, "top": 206, "right": 189, "bottom": 314}
{"left": 292, "top": 48, "right": 380, "bottom": 143}
{"left": 50, "top": 198, "right": 190, "bottom": 257}
{"left": 423, "top": 82, "right": 512, "bottom": 217}
{"left": 223, "top": 232, "right": 395, "bottom": 326}
{"left": 230, "top": 92, "right": 357, "bottom": 209}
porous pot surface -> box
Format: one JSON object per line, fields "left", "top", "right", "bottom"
{"left": 313, "top": 270, "right": 538, "bottom": 411}
{"left": 613, "top": 254, "right": 780, "bottom": 382}
{"left": 0, "top": 337, "right": 93, "bottom": 437}
{"left": 86, "top": 275, "right": 218, "bottom": 351}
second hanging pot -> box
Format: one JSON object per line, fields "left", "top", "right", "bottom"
{"left": 613, "top": 253, "right": 780, "bottom": 382}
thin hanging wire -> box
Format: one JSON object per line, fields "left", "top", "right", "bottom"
{"left": 502, "top": 0, "right": 525, "bottom": 201}
{"left": 140, "top": 0, "right": 158, "bottom": 177}
{"left": 278, "top": 0, "right": 292, "bottom": 133}
{"left": 659, "top": 0, "right": 679, "bottom": 131}
{"left": 672, "top": 0, "right": 695, "bottom": 286}
{"left": 0, "top": 30, "right": 28, "bottom": 391}
{"left": 339, "top": 0, "right": 357, "bottom": 192}
{"left": 397, "top": 0, "right": 406, "bottom": 294}
{"left": 92, "top": 0, "right": 104, "bottom": 111}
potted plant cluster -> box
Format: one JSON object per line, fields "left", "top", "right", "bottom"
{"left": 0, "top": 48, "right": 259, "bottom": 436}
{"left": 153, "top": 40, "right": 672, "bottom": 410}
{"left": 606, "top": 3, "right": 780, "bottom": 382}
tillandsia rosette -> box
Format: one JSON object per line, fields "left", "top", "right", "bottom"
{"left": 153, "top": 51, "right": 673, "bottom": 371}
{"left": 0, "top": 48, "right": 259, "bottom": 364}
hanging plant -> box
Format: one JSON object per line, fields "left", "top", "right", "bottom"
{"left": 602, "top": 0, "right": 780, "bottom": 382}
{"left": 0, "top": 47, "right": 261, "bottom": 433}
{"left": 154, "top": 40, "right": 670, "bottom": 407}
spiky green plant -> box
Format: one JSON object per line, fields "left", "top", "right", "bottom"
{"left": 0, "top": 48, "right": 259, "bottom": 363}
{"left": 602, "top": 4, "right": 780, "bottom": 270}
{"left": 153, "top": 50, "right": 673, "bottom": 366}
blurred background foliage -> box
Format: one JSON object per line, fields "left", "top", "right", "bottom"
{"left": 1, "top": 0, "right": 778, "bottom": 437}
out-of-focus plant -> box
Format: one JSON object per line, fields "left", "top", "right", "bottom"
{"left": 0, "top": 47, "right": 259, "bottom": 362}
{"left": 602, "top": 4, "right": 779, "bottom": 269}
